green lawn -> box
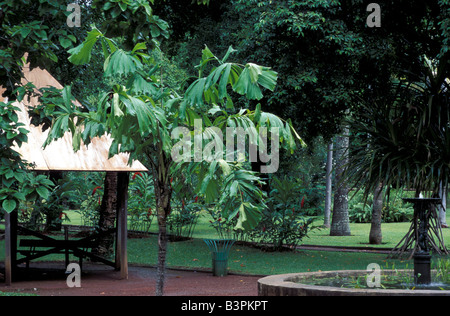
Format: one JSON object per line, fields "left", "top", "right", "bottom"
{"left": 127, "top": 235, "right": 411, "bottom": 276}
{"left": 2, "top": 210, "right": 447, "bottom": 276}
{"left": 123, "top": 212, "right": 450, "bottom": 275}
{"left": 63, "top": 210, "right": 450, "bottom": 249}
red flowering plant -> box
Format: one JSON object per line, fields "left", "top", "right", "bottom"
{"left": 207, "top": 207, "right": 245, "bottom": 240}
{"left": 128, "top": 172, "right": 155, "bottom": 233}
{"left": 166, "top": 182, "right": 202, "bottom": 241}
{"left": 299, "top": 182, "right": 326, "bottom": 216}
{"left": 249, "top": 177, "right": 317, "bottom": 251}
{"left": 76, "top": 183, "right": 102, "bottom": 227}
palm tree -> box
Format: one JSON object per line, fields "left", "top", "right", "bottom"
{"left": 330, "top": 129, "right": 351, "bottom": 236}
{"left": 347, "top": 55, "right": 450, "bottom": 197}
{"left": 346, "top": 54, "right": 450, "bottom": 252}
{"left": 40, "top": 27, "right": 303, "bottom": 295}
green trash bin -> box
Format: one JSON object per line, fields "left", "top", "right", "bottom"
{"left": 204, "top": 239, "right": 235, "bottom": 276}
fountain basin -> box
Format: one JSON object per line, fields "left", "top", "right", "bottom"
{"left": 258, "top": 270, "right": 450, "bottom": 296}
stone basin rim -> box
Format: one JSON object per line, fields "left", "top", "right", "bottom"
{"left": 258, "top": 270, "right": 450, "bottom": 296}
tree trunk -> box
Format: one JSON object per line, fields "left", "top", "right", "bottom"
{"left": 323, "top": 142, "right": 333, "bottom": 228}
{"left": 330, "top": 131, "right": 351, "bottom": 236}
{"left": 153, "top": 167, "right": 173, "bottom": 297}
{"left": 94, "top": 172, "right": 118, "bottom": 258}
{"left": 369, "top": 183, "right": 383, "bottom": 244}
{"left": 439, "top": 182, "right": 448, "bottom": 228}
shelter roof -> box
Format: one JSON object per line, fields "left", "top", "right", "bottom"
{"left": 0, "top": 66, "right": 147, "bottom": 173}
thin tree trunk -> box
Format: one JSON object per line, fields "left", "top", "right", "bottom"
{"left": 153, "top": 163, "right": 173, "bottom": 297}
{"left": 324, "top": 142, "right": 333, "bottom": 228}
{"left": 439, "top": 182, "right": 448, "bottom": 228}
{"left": 156, "top": 206, "right": 169, "bottom": 296}
{"left": 330, "top": 130, "right": 351, "bottom": 236}
{"left": 369, "top": 183, "right": 383, "bottom": 244}
{"left": 94, "top": 172, "right": 117, "bottom": 257}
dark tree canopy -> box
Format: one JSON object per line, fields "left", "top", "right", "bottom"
{"left": 154, "top": 0, "right": 450, "bottom": 143}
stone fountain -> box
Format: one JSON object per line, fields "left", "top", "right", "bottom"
{"left": 258, "top": 197, "right": 450, "bottom": 296}
{"left": 401, "top": 198, "right": 441, "bottom": 285}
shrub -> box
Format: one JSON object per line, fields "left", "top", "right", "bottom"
{"left": 382, "top": 199, "right": 414, "bottom": 223}
{"left": 76, "top": 184, "right": 101, "bottom": 228}
{"left": 128, "top": 172, "right": 155, "bottom": 233}
{"left": 249, "top": 208, "right": 316, "bottom": 251}
{"left": 348, "top": 191, "right": 414, "bottom": 223}
{"left": 348, "top": 202, "right": 373, "bottom": 223}
{"left": 248, "top": 177, "right": 317, "bottom": 251}
{"left": 207, "top": 207, "right": 247, "bottom": 240}
{"left": 167, "top": 198, "right": 202, "bottom": 241}
{"left": 23, "top": 176, "right": 78, "bottom": 231}
{"left": 300, "top": 182, "right": 326, "bottom": 216}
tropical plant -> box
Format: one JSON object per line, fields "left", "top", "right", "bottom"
{"left": 128, "top": 172, "right": 156, "bottom": 233}
{"left": 434, "top": 257, "right": 450, "bottom": 284}
{"left": 250, "top": 207, "right": 315, "bottom": 252}
{"left": 348, "top": 190, "right": 414, "bottom": 224}
{"left": 38, "top": 35, "right": 302, "bottom": 298}
{"left": 0, "top": 98, "right": 54, "bottom": 216}
{"left": 167, "top": 198, "right": 202, "bottom": 241}
{"left": 346, "top": 54, "right": 450, "bottom": 199}
{"left": 29, "top": 177, "right": 77, "bottom": 231}
{"left": 77, "top": 184, "right": 102, "bottom": 228}
{"left": 249, "top": 177, "right": 316, "bottom": 251}
{"left": 207, "top": 206, "right": 247, "bottom": 241}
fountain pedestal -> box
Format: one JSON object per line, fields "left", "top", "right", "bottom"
{"left": 414, "top": 251, "right": 432, "bottom": 284}
{"left": 402, "top": 198, "right": 441, "bottom": 285}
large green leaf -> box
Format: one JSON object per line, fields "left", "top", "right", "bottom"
{"left": 36, "top": 186, "right": 50, "bottom": 199}
{"left": 185, "top": 77, "right": 207, "bottom": 105}
{"left": 68, "top": 27, "right": 104, "bottom": 65}
{"left": 2, "top": 199, "right": 17, "bottom": 213}
{"left": 104, "top": 49, "right": 143, "bottom": 77}
{"left": 235, "top": 202, "right": 263, "bottom": 231}
{"left": 233, "top": 64, "right": 278, "bottom": 100}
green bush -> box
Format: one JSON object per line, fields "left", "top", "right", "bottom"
{"left": 249, "top": 208, "right": 316, "bottom": 251}
{"left": 248, "top": 177, "right": 317, "bottom": 251}
{"left": 300, "top": 182, "right": 326, "bottom": 216}
{"left": 348, "top": 191, "right": 413, "bottom": 223}
{"left": 382, "top": 199, "right": 414, "bottom": 223}
{"left": 348, "top": 202, "right": 373, "bottom": 223}
{"left": 128, "top": 172, "right": 155, "bottom": 233}
{"left": 167, "top": 198, "right": 202, "bottom": 241}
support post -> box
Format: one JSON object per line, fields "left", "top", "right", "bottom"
{"left": 4, "top": 211, "right": 17, "bottom": 285}
{"left": 4, "top": 211, "right": 12, "bottom": 286}
{"left": 116, "top": 172, "right": 129, "bottom": 279}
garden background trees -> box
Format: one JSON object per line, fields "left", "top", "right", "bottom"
{"left": 154, "top": 0, "right": 450, "bottom": 240}
{"left": 5, "top": 0, "right": 450, "bottom": 284}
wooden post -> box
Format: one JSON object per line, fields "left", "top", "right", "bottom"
{"left": 5, "top": 211, "right": 12, "bottom": 286}
{"left": 4, "top": 210, "right": 17, "bottom": 286}
{"left": 116, "top": 172, "right": 129, "bottom": 279}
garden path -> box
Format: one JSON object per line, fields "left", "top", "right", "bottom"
{"left": 0, "top": 262, "right": 260, "bottom": 296}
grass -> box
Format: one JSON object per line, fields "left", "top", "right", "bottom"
{"left": 2, "top": 210, "right": 449, "bottom": 276}
{"left": 63, "top": 210, "right": 450, "bottom": 248}
{"left": 127, "top": 235, "right": 409, "bottom": 276}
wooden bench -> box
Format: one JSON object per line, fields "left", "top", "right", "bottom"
{"left": 17, "top": 226, "right": 99, "bottom": 269}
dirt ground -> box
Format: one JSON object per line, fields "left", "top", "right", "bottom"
{"left": 0, "top": 262, "right": 261, "bottom": 296}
